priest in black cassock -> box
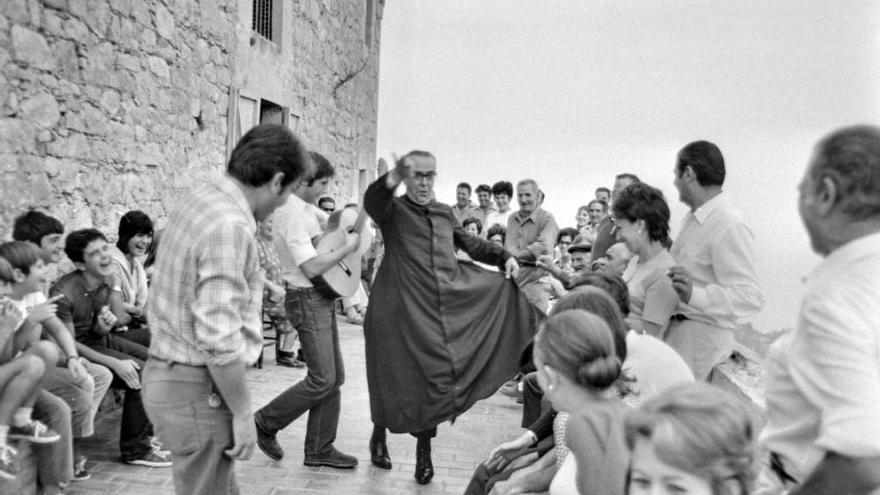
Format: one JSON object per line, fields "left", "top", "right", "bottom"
{"left": 363, "top": 151, "right": 538, "bottom": 485}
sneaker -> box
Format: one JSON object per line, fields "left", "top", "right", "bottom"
{"left": 0, "top": 445, "right": 19, "bottom": 480}
{"left": 303, "top": 446, "right": 358, "bottom": 469}
{"left": 125, "top": 446, "right": 172, "bottom": 467}
{"left": 72, "top": 455, "right": 91, "bottom": 481}
{"left": 8, "top": 420, "right": 61, "bottom": 444}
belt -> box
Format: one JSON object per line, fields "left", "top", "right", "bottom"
{"left": 670, "top": 314, "right": 689, "bottom": 321}
{"left": 147, "top": 354, "right": 207, "bottom": 368}
{"left": 770, "top": 452, "right": 798, "bottom": 485}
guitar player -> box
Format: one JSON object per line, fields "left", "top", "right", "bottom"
{"left": 253, "top": 151, "right": 361, "bottom": 469}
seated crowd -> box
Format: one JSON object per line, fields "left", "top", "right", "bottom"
{"left": 1, "top": 125, "right": 878, "bottom": 495}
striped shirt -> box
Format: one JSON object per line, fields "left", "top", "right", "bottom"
{"left": 147, "top": 176, "right": 264, "bottom": 366}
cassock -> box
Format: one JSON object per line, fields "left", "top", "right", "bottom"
{"left": 364, "top": 174, "right": 538, "bottom": 433}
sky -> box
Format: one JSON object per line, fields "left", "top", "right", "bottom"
{"left": 375, "top": 0, "right": 880, "bottom": 334}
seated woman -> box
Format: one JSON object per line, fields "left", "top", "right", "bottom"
{"left": 611, "top": 183, "right": 679, "bottom": 338}
{"left": 535, "top": 307, "right": 629, "bottom": 495}
{"left": 109, "top": 211, "right": 153, "bottom": 333}
{"left": 625, "top": 382, "right": 755, "bottom": 495}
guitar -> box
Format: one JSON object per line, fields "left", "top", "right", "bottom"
{"left": 310, "top": 206, "right": 373, "bottom": 299}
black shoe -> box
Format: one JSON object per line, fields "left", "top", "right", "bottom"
{"left": 414, "top": 444, "right": 433, "bottom": 484}
{"left": 255, "top": 417, "right": 283, "bottom": 461}
{"left": 276, "top": 355, "right": 305, "bottom": 368}
{"left": 303, "top": 447, "right": 358, "bottom": 469}
{"left": 369, "top": 438, "right": 392, "bottom": 470}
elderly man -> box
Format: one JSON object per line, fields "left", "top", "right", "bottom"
{"left": 756, "top": 126, "right": 880, "bottom": 495}
{"left": 666, "top": 141, "right": 764, "bottom": 380}
{"left": 364, "top": 151, "right": 536, "bottom": 485}
{"left": 506, "top": 179, "right": 559, "bottom": 314}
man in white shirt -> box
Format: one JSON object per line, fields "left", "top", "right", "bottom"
{"left": 756, "top": 125, "right": 880, "bottom": 495}
{"left": 254, "top": 151, "right": 361, "bottom": 469}
{"left": 451, "top": 182, "right": 480, "bottom": 225}
{"left": 666, "top": 140, "right": 764, "bottom": 380}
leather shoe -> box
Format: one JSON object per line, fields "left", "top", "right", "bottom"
{"left": 369, "top": 438, "right": 392, "bottom": 470}
{"left": 303, "top": 447, "right": 358, "bottom": 469}
{"left": 414, "top": 444, "right": 433, "bottom": 484}
{"left": 255, "top": 418, "right": 283, "bottom": 461}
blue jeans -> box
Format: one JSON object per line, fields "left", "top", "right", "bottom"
{"left": 256, "top": 288, "right": 345, "bottom": 456}
{"left": 143, "top": 359, "right": 238, "bottom": 495}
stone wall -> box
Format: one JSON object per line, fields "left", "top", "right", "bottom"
{"left": 0, "top": 0, "right": 383, "bottom": 237}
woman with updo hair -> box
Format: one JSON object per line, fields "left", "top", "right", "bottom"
{"left": 625, "top": 382, "right": 754, "bottom": 495}
{"left": 534, "top": 309, "right": 629, "bottom": 495}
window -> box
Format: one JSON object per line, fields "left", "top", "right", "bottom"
{"left": 253, "top": 0, "right": 275, "bottom": 41}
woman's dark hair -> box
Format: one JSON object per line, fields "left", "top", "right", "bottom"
{"left": 535, "top": 309, "right": 622, "bottom": 390}
{"left": 491, "top": 181, "right": 513, "bottom": 198}
{"left": 486, "top": 224, "right": 506, "bottom": 242}
{"left": 117, "top": 210, "right": 154, "bottom": 254}
{"left": 612, "top": 183, "right": 671, "bottom": 245}
{"left": 462, "top": 217, "right": 483, "bottom": 234}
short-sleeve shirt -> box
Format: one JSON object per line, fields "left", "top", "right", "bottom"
{"left": 623, "top": 250, "right": 679, "bottom": 337}
{"left": 273, "top": 194, "right": 322, "bottom": 288}
{"left": 51, "top": 271, "right": 112, "bottom": 346}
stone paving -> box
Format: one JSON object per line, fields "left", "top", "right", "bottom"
{"left": 65, "top": 320, "right": 524, "bottom": 495}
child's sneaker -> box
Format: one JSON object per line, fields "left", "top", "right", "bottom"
{"left": 124, "top": 446, "right": 172, "bottom": 467}
{"left": 8, "top": 420, "right": 61, "bottom": 443}
{"left": 0, "top": 445, "right": 19, "bottom": 480}
{"left": 72, "top": 455, "right": 91, "bottom": 481}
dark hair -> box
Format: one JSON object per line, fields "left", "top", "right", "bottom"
{"left": 476, "top": 184, "right": 491, "bottom": 195}
{"left": 143, "top": 229, "right": 161, "bottom": 270}
{"left": 116, "top": 210, "right": 154, "bottom": 254}
{"left": 0, "top": 241, "right": 42, "bottom": 276}
{"left": 810, "top": 125, "right": 880, "bottom": 220}
{"left": 64, "top": 228, "right": 108, "bottom": 263}
{"left": 536, "top": 309, "right": 622, "bottom": 390}
{"left": 595, "top": 187, "right": 611, "bottom": 197}
{"left": 552, "top": 286, "right": 628, "bottom": 362}
{"left": 587, "top": 199, "right": 608, "bottom": 213}
{"left": 676, "top": 140, "right": 725, "bottom": 187}
{"left": 568, "top": 271, "right": 630, "bottom": 316}
{"left": 12, "top": 210, "right": 64, "bottom": 244}
{"left": 486, "top": 224, "right": 506, "bottom": 242}
{"left": 612, "top": 183, "right": 671, "bottom": 245}
{"left": 557, "top": 227, "right": 579, "bottom": 244}
{"left": 0, "top": 257, "right": 13, "bottom": 283}
{"left": 457, "top": 182, "right": 472, "bottom": 194}
{"left": 491, "top": 181, "right": 513, "bottom": 198}
{"left": 615, "top": 173, "right": 641, "bottom": 184}
{"left": 227, "top": 123, "right": 311, "bottom": 188}
{"left": 462, "top": 217, "right": 483, "bottom": 234}
{"left": 306, "top": 151, "right": 335, "bottom": 186}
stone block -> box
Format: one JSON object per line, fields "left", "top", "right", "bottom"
{"left": 99, "top": 89, "right": 121, "bottom": 115}
{"left": 154, "top": 4, "right": 175, "bottom": 39}
{"left": 67, "top": 0, "right": 86, "bottom": 19}
{"left": 44, "top": 0, "right": 67, "bottom": 10}
{"left": 1, "top": 0, "right": 29, "bottom": 24}
{"left": 11, "top": 25, "right": 55, "bottom": 71}
{"left": 84, "top": 0, "right": 111, "bottom": 36}
{"left": 19, "top": 91, "right": 60, "bottom": 129}
{"left": 147, "top": 55, "right": 170, "bottom": 79}
{"left": 0, "top": 118, "right": 35, "bottom": 153}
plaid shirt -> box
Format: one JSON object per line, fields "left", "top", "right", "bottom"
{"left": 147, "top": 176, "right": 264, "bottom": 366}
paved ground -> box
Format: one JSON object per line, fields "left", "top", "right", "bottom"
{"left": 65, "top": 319, "right": 524, "bottom": 494}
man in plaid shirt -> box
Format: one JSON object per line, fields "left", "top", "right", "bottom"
{"left": 143, "top": 124, "right": 312, "bottom": 495}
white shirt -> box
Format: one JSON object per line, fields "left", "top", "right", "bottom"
{"left": 273, "top": 194, "right": 321, "bottom": 288}
{"left": 760, "top": 231, "right": 880, "bottom": 481}
{"left": 485, "top": 209, "right": 513, "bottom": 232}
{"left": 670, "top": 193, "right": 764, "bottom": 329}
